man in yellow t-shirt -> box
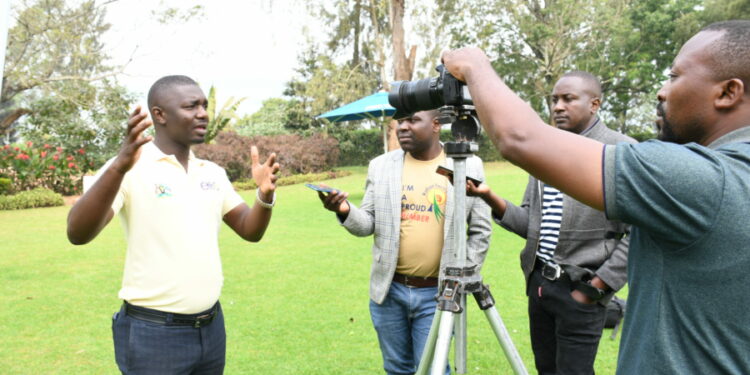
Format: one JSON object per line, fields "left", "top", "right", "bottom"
{"left": 319, "top": 110, "right": 492, "bottom": 374}
{"left": 67, "top": 75, "right": 280, "bottom": 374}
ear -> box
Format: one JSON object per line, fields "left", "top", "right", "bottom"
{"left": 715, "top": 78, "right": 745, "bottom": 110}
{"left": 151, "top": 106, "right": 167, "bottom": 125}
{"left": 432, "top": 117, "right": 442, "bottom": 133}
{"left": 590, "top": 97, "right": 602, "bottom": 114}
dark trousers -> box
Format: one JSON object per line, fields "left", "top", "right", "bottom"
{"left": 528, "top": 269, "right": 606, "bottom": 375}
{"left": 112, "top": 303, "right": 226, "bottom": 375}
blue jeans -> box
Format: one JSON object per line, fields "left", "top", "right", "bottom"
{"left": 370, "top": 282, "right": 450, "bottom": 375}
{"left": 112, "top": 303, "right": 226, "bottom": 375}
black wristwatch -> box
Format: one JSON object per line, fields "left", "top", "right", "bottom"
{"left": 574, "top": 281, "right": 607, "bottom": 301}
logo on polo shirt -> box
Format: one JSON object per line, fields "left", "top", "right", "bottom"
{"left": 154, "top": 184, "right": 172, "bottom": 198}
{"left": 200, "top": 181, "right": 219, "bottom": 191}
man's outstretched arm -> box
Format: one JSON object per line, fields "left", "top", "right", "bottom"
{"left": 443, "top": 48, "right": 605, "bottom": 211}
{"left": 223, "top": 146, "right": 280, "bottom": 242}
{"left": 67, "top": 106, "right": 153, "bottom": 245}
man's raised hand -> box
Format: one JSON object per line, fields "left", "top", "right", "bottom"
{"left": 111, "top": 106, "right": 153, "bottom": 175}
{"left": 251, "top": 146, "right": 280, "bottom": 199}
{"left": 317, "top": 184, "right": 350, "bottom": 215}
{"left": 441, "top": 47, "right": 492, "bottom": 83}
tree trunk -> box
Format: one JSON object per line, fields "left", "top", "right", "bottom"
{"left": 0, "top": 107, "right": 31, "bottom": 142}
{"left": 387, "top": 0, "right": 417, "bottom": 151}
{"left": 352, "top": 0, "right": 362, "bottom": 67}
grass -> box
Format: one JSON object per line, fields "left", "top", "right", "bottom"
{"left": 0, "top": 162, "right": 623, "bottom": 374}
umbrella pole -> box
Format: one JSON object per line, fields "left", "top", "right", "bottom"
{"left": 382, "top": 121, "right": 388, "bottom": 153}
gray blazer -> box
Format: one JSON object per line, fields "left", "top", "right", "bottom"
{"left": 342, "top": 149, "right": 492, "bottom": 304}
{"left": 497, "top": 120, "right": 635, "bottom": 300}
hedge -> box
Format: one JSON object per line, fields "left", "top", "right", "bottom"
{"left": 0, "top": 188, "right": 64, "bottom": 210}
{"left": 233, "top": 170, "right": 352, "bottom": 191}
{"left": 0, "top": 177, "right": 10, "bottom": 195}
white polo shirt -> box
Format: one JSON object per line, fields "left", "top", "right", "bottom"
{"left": 92, "top": 142, "right": 244, "bottom": 313}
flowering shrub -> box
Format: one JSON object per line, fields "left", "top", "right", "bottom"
{"left": 0, "top": 142, "right": 89, "bottom": 195}
{"left": 194, "top": 131, "right": 340, "bottom": 181}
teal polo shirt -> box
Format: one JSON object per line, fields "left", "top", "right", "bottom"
{"left": 603, "top": 126, "right": 750, "bottom": 374}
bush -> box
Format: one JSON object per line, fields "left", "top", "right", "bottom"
{"left": 329, "top": 128, "right": 383, "bottom": 166}
{"left": 232, "top": 169, "right": 353, "bottom": 191}
{"left": 0, "top": 187, "right": 64, "bottom": 210}
{"left": 0, "top": 142, "right": 87, "bottom": 195}
{"left": 194, "top": 131, "right": 340, "bottom": 181}
{"left": 628, "top": 129, "right": 657, "bottom": 142}
{"left": 0, "top": 178, "right": 10, "bottom": 195}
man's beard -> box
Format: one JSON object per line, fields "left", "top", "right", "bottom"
{"left": 656, "top": 102, "right": 679, "bottom": 143}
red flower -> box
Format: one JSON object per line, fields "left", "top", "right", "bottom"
{"left": 77, "top": 148, "right": 85, "bottom": 155}
{"left": 15, "top": 153, "right": 30, "bottom": 160}
{"left": 3, "top": 145, "right": 8, "bottom": 150}
{"left": 66, "top": 155, "right": 74, "bottom": 161}
{"left": 40, "top": 151, "right": 47, "bottom": 158}
{"left": 48, "top": 165, "right": 56, "bottom": 170}
{"left": 56, "top": 147, "right": 63, "bottom": 152}
{"left": 14, "top": 147, "right": 19, "bottom": 151}
{"left": 26, "top": 141, "right": 33, "bottom": 147}
{"left": 53, "top": 154, "right": 60, "bottom": 161}
{"left": 44, "top": 144, "right": 50, "bottom": 149}
{"left": 68, "top": 162, "right": 77, "bottom": 169}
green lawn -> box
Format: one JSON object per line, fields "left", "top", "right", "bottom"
{"left": 0, "top": 162, "right": 623, "bottom": 374}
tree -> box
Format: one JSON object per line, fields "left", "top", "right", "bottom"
{"left": 18, "top": 80, "right": 135, "bottom": 169}
{"left": 234, "top": 98, "right": 290, "bottom": 137}
{"left": 436, "top": 0, "right": 702, "bottom": 134}
{"left": 699, "top": 0, "right": 750, "bottom": 25}
{"left": 205, "top": 85, "right": 245, "bottom": 144}
{"left": 284, "top": 43, "right": 380, "bottom": 134}
{"left": 2, "top": 0, "right": 204, "bottom": 166}
{"left": 1, "top": 0, "right": 130, "bottom": 145}
{"left": 287, "top": 0, "right": 442, "bottom": 152}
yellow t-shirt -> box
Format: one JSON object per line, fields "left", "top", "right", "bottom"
{"left": 90, "top": 142, "right": 244, "bottom": 314}
{"left": 397, "top": 151, "right": 448, "bottom": 277}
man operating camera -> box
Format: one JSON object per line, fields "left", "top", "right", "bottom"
{"left": 441, "top": 20, "right": 750, "bottom": 374}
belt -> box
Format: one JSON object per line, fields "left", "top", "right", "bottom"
{"left": 124, "top": 301, "right": 219, "bottom": 328}
{"left": 534, "top": 259, "right": 567, "bottom": 281}
{"left": 392, "top": 273, "right": 438, "bottom": 288}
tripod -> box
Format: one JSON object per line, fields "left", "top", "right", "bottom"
{"left": 416, "top": 141, "right": 528, "bottom": 375}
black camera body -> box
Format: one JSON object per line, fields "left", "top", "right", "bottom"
{"left": 388, "top": 65, "right": 480, "bottom": 143}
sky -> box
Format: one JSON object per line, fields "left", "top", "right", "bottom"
{"left": 102, "top": 0, "right": 321, "bottom": 116}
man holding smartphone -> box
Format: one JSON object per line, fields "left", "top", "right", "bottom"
{"left": 317, "top": 109, "right": 492, "bottom": 375}
{"left": 465, "top": 71, "right": 634, "bottom": 375}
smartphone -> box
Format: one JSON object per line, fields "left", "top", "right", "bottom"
{"left": 305, "top": 183, "right": 337, "bottom": 193}
{"left": 436, "top": 166, "right": 483, "bottom": 185}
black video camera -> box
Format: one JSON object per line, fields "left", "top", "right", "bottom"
{"left": 388, "top": 65, "right": 480, "bottom": 142}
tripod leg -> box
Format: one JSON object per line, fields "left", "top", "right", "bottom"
{"left": 483, "top": 306, "right": 529, "bottom": 375}
{"left": 430, "top": 311, "right": 455, "bottom": 375}
{"left": 416, "top": 308, "right": 443, "bottom": 375}
{"left": 455, "top": 294, "right": 467, "bottom": 374}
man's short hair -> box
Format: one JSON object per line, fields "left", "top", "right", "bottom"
{"left": 701, "top": 20, "right": 750, "bottom": 91}
{"left": 560, "top": 71, "right": 602, "bottom": 98}
{"left": 147, "top": 75, "right": 199, "bottom": 109}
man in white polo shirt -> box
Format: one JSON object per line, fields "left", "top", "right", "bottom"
{"left": 67, "top": 75, "right": 280, "bottom": 374}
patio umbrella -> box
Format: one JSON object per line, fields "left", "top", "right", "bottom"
{"left": 317, "top": 91, "right": 396, "bottom": 152}
{"left": 316, "top": 91, "right": 395, "bottom": 122}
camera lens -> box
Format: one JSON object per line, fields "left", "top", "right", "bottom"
{"left": 388, "top": 77, "right": 444, "bottom": 119}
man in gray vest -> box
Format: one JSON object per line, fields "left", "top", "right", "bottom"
{"left": 443, "top": 20, "right": 750, "bottom": 374}
{"left": 467, "top": 71, "right": 632, "bottom": 375}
